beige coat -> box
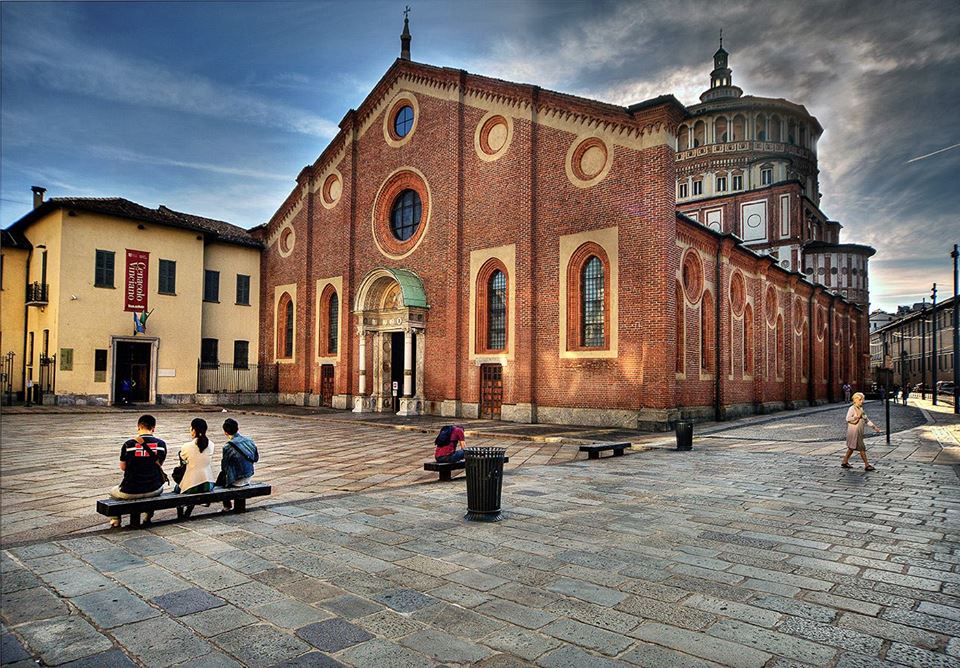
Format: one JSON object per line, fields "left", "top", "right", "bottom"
{"left": 845, "top": 405, "right": 875, "bottom": 451}
{"left": 178, "top": 438, "right": 216, "bottom": 492}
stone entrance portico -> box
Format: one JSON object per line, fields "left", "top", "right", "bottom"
{"left": 352, "top": 268, "right": 428, "bottom": 416}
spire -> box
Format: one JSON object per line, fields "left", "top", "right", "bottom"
{"left": 700, "top": 33, "right": 742, "bottom": 102}
{"left": 400, "top": 6, "right": 411, "bottom": 61}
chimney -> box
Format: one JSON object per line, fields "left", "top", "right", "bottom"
{"left": 31, "top": 186, "right": 46, "bottom": 209}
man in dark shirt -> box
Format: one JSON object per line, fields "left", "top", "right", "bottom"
{"left": 108, "top": 414, "right": 167, "bottom": 526}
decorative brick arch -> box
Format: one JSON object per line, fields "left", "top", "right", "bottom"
{"left": 476, "top": 258, "right": 509, "bottom": 353}
{"left": 744, "top": 302, "right": 754, "bottom": 376}
{"left": 776, "top": 314, "right": 785, "bottom": 379}
{"left": 676, "top": 281, "right": 685, "bottom": 374}
{"left": 566, "top": 242, "right": 610, "bottom": 350}
{"left": 701, "top": 289, "right": 715, "bottom": 373}
{"left": 277, "top": 291, "right": 294, "bottom": 360}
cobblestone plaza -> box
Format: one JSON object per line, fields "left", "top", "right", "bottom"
{"left": 1, "top": 400, "right": 958, "bottom": 666}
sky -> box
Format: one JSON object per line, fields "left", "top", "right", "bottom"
{"left": 1, "top": 0, "right": 958, "bottom": 313}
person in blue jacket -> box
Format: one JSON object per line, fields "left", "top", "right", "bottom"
{"left": 217, "top": 418, "right": 259, "bottom": 510}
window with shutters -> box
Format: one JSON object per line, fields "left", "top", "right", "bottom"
{"left": 94, "top": 250, "right": 115, "bottom": 288}
{"left": 233, "top": 340, "right": 249, "bottom": 369}
{"left": 200, "top": 338, "right": 218, "bottom": 369}
{"left": 158, "top": 259, "right": 176, "bottom": 294}
{"left": 236, "top": 274, "right": 250, "bottom": 305}
{"left": 203, "top": 270, "right": 219, "bottom": 302}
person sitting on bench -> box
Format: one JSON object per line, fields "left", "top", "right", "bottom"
{"left": 217, "top": 418, "right": 259, "bottom": 510}
{"left": 174, "top": 418, "right": 216, "bottom": 518}
{"left": 109, "top": 414, "right": 167, "bottom": 527}
{"left": 434, "top": 425, "right": 466, "bottom": 464}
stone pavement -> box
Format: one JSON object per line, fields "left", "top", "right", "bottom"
{"left": 2, "top": 444, "right": 959, "bottom": 667}
{"left": 3, "top": 398, "right": 959, "bottom": 546}
{"left": 0, "top": 409, "right": 583, "bottom": 546}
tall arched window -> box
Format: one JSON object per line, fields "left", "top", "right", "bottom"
{"left": 701, "top": 290, "right": 715, "bottom": 372}
{"left": 277, "top": 292, "right": 294, "bottom": 359}
{"left": 801, "top": 321, "right": 809, "bottom": 380}
{"left": 744, "top": 303, "right": 754, "bottom": 376}
{"left": 582, "top": 257, "right": 605, "bottom": 347}
{"left": 488, "top": 271, "right": 506, "bottom": 350}
{"left": 755, "top": 114, "right": 767, "bottom": 141}
{"left": 476, "top": 259, "right": 509, "bottom": 353}
{"left": 566, "top": 243, "right": 610, "bottom": 351}
{"left": 678, "top": 125, "right": 689, "bottom": 151}
{"left": 328, "top": 292, "right": 339, "bottom": 354}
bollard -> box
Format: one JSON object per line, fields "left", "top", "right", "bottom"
{"left": 464, "top": 447, "right": 506, "bottom": 522}
{"left": 675, "top": 420, "right": 693, "bottom": 451}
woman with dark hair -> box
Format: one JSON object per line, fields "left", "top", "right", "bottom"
{"left": 175, "top": 418, "right": 216, "bottom": 517}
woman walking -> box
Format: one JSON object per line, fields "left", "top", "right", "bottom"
{"left": 841, "top": 392, "right": 881, "bottom": 471}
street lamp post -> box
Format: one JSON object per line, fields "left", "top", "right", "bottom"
{"left": 952, "top": 244, "right": 959, "bottom": 415}
{"left": 932, "top": 284, "right": 938, "bottom": 406}
{"left": 921, "top": 298, "right": 927, "bottom": 400}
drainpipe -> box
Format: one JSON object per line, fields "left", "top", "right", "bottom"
{"left": 715, "top": 238, "right": 723, "bottom": 422}
{"left": 21, "top": 247, "right": 33, "bottom": 403}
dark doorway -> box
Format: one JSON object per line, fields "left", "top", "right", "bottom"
{"left": 389, "top": 331, "right": 416, "bottom": 412}
{"left": 319, "top": 364, "right": 335, "bottom": 407}
{"left": 115, "top": 341, "right": 151, "bottom": 404}
{"left": 480, "top": 363, "right": 503, "bottom": 419}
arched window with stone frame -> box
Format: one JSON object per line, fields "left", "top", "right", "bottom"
{"left": 732, "top": 114, "right": 745, "bottom": 141}
{"left": 567, "top": 243, "right": 610, "bottom": 351}
{"left": 678, "top": 125, "right": 689, "bottom": 151}
{"left": 693, "top": 120, "right": 706, "bottom": 147}
{"left": 277, "top": 292, "right": 294, "bottom": 359}
{"left": 318, "top": 284, "right": 339, "bottom": 356}
{"left": 715, "top": 116, "right": 728, "bottom": 143}
{"left": 476, "top": 259, "right": 509, "bottom": 353}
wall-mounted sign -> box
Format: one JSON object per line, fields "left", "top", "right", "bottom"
{"left": 124, "top": 249, "right": 150, "bottom": 312}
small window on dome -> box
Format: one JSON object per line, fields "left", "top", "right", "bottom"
{"left": 394, "top": 105, "right": 414, "bottom": 138}
{"left": 390, "top": 189, "right": 422, "bottom": 241}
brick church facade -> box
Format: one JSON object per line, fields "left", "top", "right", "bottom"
{"left": 255, "top": 24, "right": 870, "bottom": 429}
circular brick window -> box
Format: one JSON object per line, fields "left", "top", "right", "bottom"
{"left": 730, "top": 271, "right": 746, "bottom": 316}
{"left": 277, "top": 225, "right": 295, "bottom": 258}
{"left": 321, "top": 172, "right": 342, "bottom": 209}
{"left": 681, "top": 250, "right": 703, "bottom": 304}
{"left": 390, "top": 190, "right": 422, "bottom": 241}
{"left": 372, "top": 168, "right": 431, "bottom": 259}
{"left": 475, "top": 113, "right": 512, "bottom": 161}
{"left": 383, "top": 93, "right": 419, "bottom": 147}
{"left": 566, "top": 136, "right": 613, "bottom": 188}
{"left": 765, "top": 285, "right": 778, "bottom": 324}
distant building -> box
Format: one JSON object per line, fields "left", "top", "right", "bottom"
{"left": 1, "top": 190, "right": 263, "bottom": 405}
{"left": 870, "top": 295, "right": 956, "bottom": 389}
{"left": 870, "top": 309, "right": 896, "bottom": 333}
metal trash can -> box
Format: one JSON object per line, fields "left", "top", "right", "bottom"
{"left": 675, "top": 420, "right": 693, "bottom": 451}
{"left": 464, "top": 447, "right": 506, "bottom": 522}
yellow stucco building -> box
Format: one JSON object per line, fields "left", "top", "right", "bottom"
{"left": 0, "top": 189, "right": 262, "bottom": 405}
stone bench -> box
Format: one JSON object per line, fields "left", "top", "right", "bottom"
{"left": 96, "top": 483, "right": 272, "bottom": 528}
{"left": 424, "top": 457, "right": 510, "bottom": 481}
{"left": 579, "top": 442, "right": 630, "bottom": 459}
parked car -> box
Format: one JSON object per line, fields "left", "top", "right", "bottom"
{"left": 936, "top": 381, "right": 955, "bottom": 395}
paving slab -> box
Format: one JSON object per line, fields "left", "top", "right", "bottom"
{"left": 15, "top": 615, "right": 113, "bottom": 666}
{"left": 295, "top": 618, "right": 373, "bottom": 653}
{"left": 73, "top": 586, "right": 161, "bottom": 628}
{"left": 212, "top": 624, "right": 310, "bottom": 668}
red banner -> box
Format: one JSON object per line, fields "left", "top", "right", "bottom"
{"left": 124, "top": 249, "right": 149, "bottom": 312}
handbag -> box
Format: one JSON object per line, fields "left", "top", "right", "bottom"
{"left": 135, "top": 436, "right": 170, "bottom": 486}
{"left": 171, "top": 455, "right": 186, "bottom": 485}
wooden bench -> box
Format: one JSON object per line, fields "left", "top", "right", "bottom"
{"left": 579, "top": 442, "right": 630, "bottom": 459}
{"left": 424, "top": 457, "right": 510, "bottom": 481}
{"left": 96, "top": 483, "right": 272, "bottom": 528}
